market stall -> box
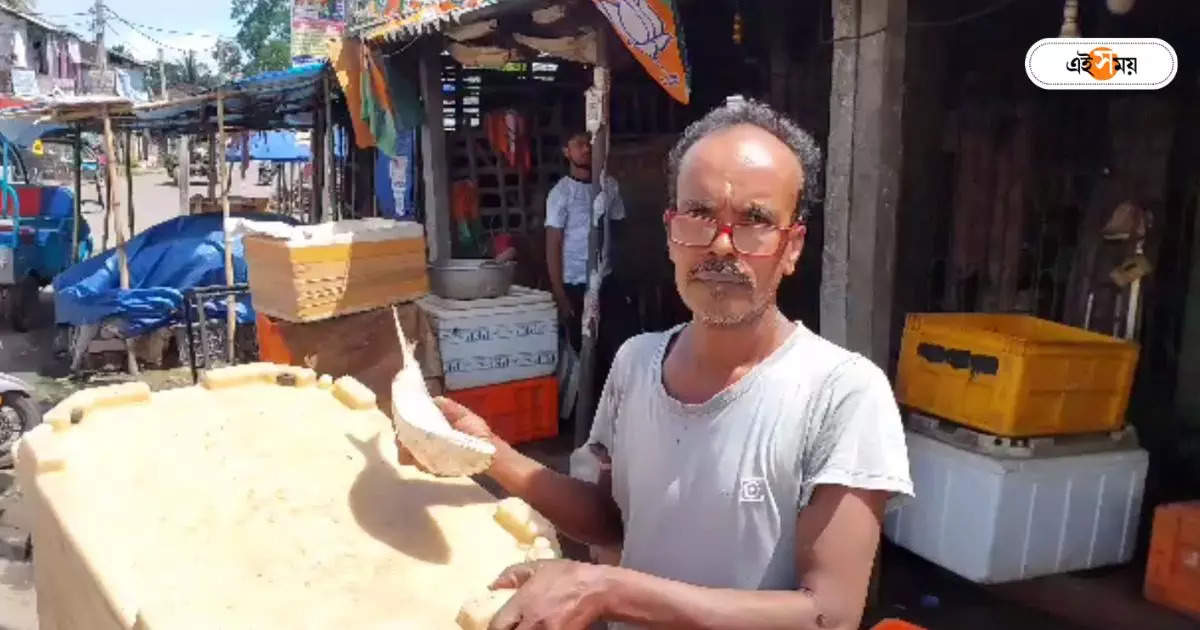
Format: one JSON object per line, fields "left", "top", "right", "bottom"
{"left": 0, "top": 64, "right": 353, "bottom": 375}
{"left": 342, "top": 0, "right": 693, "bottom": 445}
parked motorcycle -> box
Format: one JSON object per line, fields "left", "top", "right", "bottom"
{"left": 0, "top": 373, "right": 40, "bottom": 467}
{"left": 257, "top": 162, "right": 278, "bottom": 186}
{"left": 164, "top": 146, "right": 210, "bottom": 184}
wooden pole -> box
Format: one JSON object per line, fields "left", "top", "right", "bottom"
{"left": 103, "top": 144, "right": 113, "bottom": 250}
{"left": 1177, "top": 197, "right": 1200, "bottom": 423}
{"left": 158, "top": 47, "right": 166, "bottom": 101}
{"left": 822, "top": 0, "right": 907, "bottom": 366}
{"left": 349, "top": 145, "right": 356, "bottom": 218}
{"left": 574, "top": 28, "right": 610, "bottom": 446}
{"left": 218, "top": 90, "right": 236, "bottom": 365}
{"left": 72, "top": 129, "right": 82, "bottom": 263}
{"left": 312, "top": 81, "right": 325, "bottom": 223}
{"left": 95, "top": 0, "right": 106, "bottom": 72}
{"left": 323, "top": 73, "right": 334, "bottom": 221}
{"left": 124, "top": 129, "right": 135, "bottom": 236}
{"left": 207, "top": 132, "right": 217, "bottom": 201}
{"left": 102, "top": 106, "right": 139, "bottom": 376}
{"left": 419, "top": 36, "right": 451, "bottom": 262}
{"left": 178, "top": 135, "right": 190, "bottom": 213}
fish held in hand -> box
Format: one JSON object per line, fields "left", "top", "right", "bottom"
{"left": 391, "top": 323, "right": 496, "bottom": 476}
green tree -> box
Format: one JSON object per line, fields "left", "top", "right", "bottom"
{"left": 213, "top": 38, "right": 244, "bottom": 80}
{"left": 145, "top": 50, "right": 219, "bottom": 97}
{"left": 231, "top": 0, "right": 291, "bottom": 75}
{"left": 108, "top": 43, "right": 132, "bottom": 60}
{"left": 178, "top": 50, "right": 218, "bottom": 87}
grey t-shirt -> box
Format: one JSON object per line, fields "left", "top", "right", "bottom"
{"left": 584, "top": 322, "right": 913, "bottom": 607}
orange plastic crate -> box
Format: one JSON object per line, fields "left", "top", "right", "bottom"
{"left": 1145, "top": 501, "right": 1200, "bottom": 620}
{"left": 255, "top": 313, "right": 292, "bottom": 364}
{"left": 447, "top": 376, "right": 559, "bottom": 446}
{"left": 896, "top": 313, "right": 1139, "bottom": 437}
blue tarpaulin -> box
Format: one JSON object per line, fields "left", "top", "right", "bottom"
{"left": 226, "top": 131, "right": 311, "bottom": 163}
{"left": 225, "top": 129, "right": 348, "bottom": 163}
{"left": 53, "top": 213, "right": 297, "bottom": 336}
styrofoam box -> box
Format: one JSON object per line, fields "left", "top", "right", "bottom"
{"left": 884, "top": 430, "right": 1148, "bottom": 584}
{"left": 418, "top": 286, "right": 558, "bottom": 391}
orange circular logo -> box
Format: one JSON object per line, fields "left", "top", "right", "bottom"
{"left": 1088, "top": 47, "right": 1119, "bottom": 80}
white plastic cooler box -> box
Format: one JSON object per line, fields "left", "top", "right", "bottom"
{"left": 418, "top": 287, "right": 558, "bottom": 391}
{"left": 885, "top": 430, "right": 1148, "bottom": 584}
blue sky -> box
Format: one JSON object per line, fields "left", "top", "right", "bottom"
{"left": 35, "top": 0, "right": 236, "bottom": 65}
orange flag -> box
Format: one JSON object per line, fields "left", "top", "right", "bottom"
{"left": 593, "top": 0, "right": 691, "bottom": 105}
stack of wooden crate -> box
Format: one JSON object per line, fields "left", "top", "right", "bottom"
{"left": 243, "top": 219, "right": 430, "bottom": 323}
{"left": 245, "top": 218, "right": 439, "bottom": 398}
{"left": 418, "top": 287, "right": 560, "bottom": 446}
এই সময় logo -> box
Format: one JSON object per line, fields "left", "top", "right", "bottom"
{"left": 1066, "top": 47, "right": 1137, "bottom": 80}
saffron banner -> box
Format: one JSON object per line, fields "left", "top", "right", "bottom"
{"left": 592, "top": 0, "right": 690, "bottom": 105}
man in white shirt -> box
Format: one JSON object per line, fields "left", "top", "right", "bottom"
{"left": 434, "top": 99, "right": 913, "bottom": 629}
{"left": 545, "top": 131, "right": 626, "bottom": 355}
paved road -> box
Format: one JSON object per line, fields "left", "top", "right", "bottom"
{"left": 0, "top": 470, "right": 34, "bottom": 630}
{"left": 72, "top": 167, "right": 277, "bottom": 253}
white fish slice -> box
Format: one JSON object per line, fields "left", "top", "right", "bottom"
{"left": 391, "top": 320, "right": 496, "bottom": 477}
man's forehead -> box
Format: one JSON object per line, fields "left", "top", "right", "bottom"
{"left": 679, "top": 126, "right": 803, "bottom": 186}
{"left": 681, "top": 126, "right": 800, "bottom": 175}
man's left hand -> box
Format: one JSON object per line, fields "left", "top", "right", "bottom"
{"left": 487, "top": 560, "right": 608, "bottom": 630}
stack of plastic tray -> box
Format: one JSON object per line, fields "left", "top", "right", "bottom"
{"left": 896, "top": 313, "right": 1140, "bottom": 438}
{"left": 888, "top": 313, "right": 1148, "bottom": 583}
{"left": 419, "top": 287, "right": 559, "bottom": 445}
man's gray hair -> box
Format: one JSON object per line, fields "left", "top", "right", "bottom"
{"left": 666, "top": 96, "right": 823, "bottom": 223}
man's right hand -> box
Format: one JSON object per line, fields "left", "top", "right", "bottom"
{"left": 432, "top": 397, "right": 497, "bottom": 442}
{"left": 397, "top": 398, "right": 501, "bottom": 470}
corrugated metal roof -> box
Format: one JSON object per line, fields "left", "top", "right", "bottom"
{"left": 130, "top": 64, "right": 330, "bottom": 132}
{"left": 0, "top": 64, "right": 333, "bottom": 134}
{"left": 351, "top": 0, "right": 526, "bottom": 43}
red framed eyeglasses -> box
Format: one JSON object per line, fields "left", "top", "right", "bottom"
{"left": 663, "top": 209, "right": 804, "bottom": 257}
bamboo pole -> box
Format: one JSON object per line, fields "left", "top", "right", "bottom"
{"left": 71, "top": 129, "right": 81, "bottom": 263}
{"left": 102, "top": 106, "right": 139, "bottom": 376}
{"left": 208, "top": 132, "right": 217, "bottom": 201}
{"left": 323, "top": 72, "right": 334, "bottom": 221}
{"left": 575, "top": 28, "right": 611, "bottom": 446}
{"left": 124, "top": 129, "right": 135, "bottom": 236}
{"left": 312, "top": 82, "right": 324, "bottom": 223}
{"left": 218, "top": 89, "right": 236, "bottom": 365}
{"left": 178, "top": 135, "right": 190, "bottom": 214}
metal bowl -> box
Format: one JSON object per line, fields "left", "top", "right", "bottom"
{"left": 428, "top": 259, "right": 516, "bottom": 300}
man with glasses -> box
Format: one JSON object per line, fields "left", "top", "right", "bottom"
{"left": 434, "top": 98, "right": 913, "bottom": 629}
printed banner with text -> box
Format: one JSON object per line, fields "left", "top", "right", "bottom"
{"left": 292, "top": 0, "right": 346, "bottom": 66}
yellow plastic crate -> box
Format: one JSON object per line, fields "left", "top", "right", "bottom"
{"left": 895, "top": 313, "right": 1139, "bottom": 437}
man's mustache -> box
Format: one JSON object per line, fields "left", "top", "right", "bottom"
{"left": 689, "top": 258, "right": 752, "bottom": 285}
